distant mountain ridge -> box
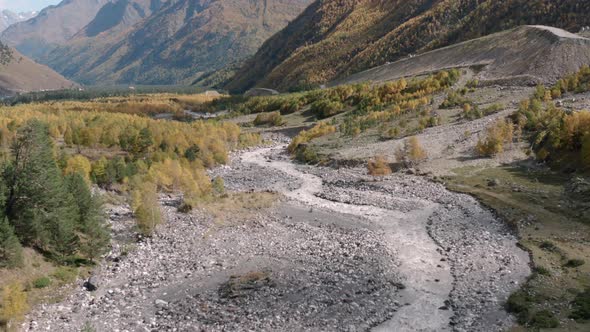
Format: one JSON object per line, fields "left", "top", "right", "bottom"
{"left": 1, "top": 0, "right": 312, "bottom": 86}
{"left": 41, "top": 0, "right": 312, "bottom": 85}
{"left": 224, "top": 0, "right": 590, "bottom": 93}
{"left": 0, "top": 10, "right": 37, "bottom": 33}
{"left": 1, "top": 0, "right": 110, "bottom": 59}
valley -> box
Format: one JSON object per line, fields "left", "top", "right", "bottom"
{"left": 0, "top": 0, "right": 589, "bottom": 331}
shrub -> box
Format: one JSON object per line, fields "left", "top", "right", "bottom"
{"left": 177, "top": 201, "right": 193, "bottom": 214}
{"left": 288, "top": 122, "right": 336, "bottom": 154}
{"left": 506, "top": 290, "right": 531, "bottom": 315}
{"left": 564, "top": 259, "right": 585, "bottom": 268}
{"left": 396, "top": 136, "right": 428, "bottom": 167}
{"left": 440, "top": 91, "right": 471, "bottom": 109}
{"left": 32, "top": 277, "right": 51, "bottom": 289}
{"left": 310, "top": 99, "right": 345, "bottom": 118}
{"left": 463, "top": 103, "right": 483, "bottom": 120}
{"left": 539, "top": 241, "right": 558, "bottom": 252}
{"left": 533, "top": 266, "right": 551, "bottom": 276}
{"left": 476, "top": 119, "right": 514, "bottom": 157}
{"left": 368, "top": 156, "right": 392, "bottom": 176}
{"left": 212, "top": 177, "right": 225, "bottom": 195}
{"left": 570, "top": 288, "right": 590, "bottom": 320}
{"left": 530, "top": 310, "right": 559, "bottom": 328}
{"left": 295, "top": 145, "right": 321, "bottom": 164}
{"left": 483, "top": 103, "right": 504, "bottom": 115}
{"left": 253, "top": 111, "right": 284, "bottom": 126}
{"left": 0, "top": 282, "right": 29, "bottom": 327}
{"left": 279, "top": 98, "right": 302, "bottom": 115}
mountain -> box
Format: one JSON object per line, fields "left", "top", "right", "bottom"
{"left": 38, "top": 0, "right": 170, "bottom": 80}
{"left": 335, "top": 26, "right": 590, "bottom": 87}
{"left": 0, "top": 44, "right": 77, "bottom": 96}
{"left": 1, "top": 0, "right": 110, "bottom": 59}
{"left": 0, "top": 10, "right": 37, "bottom": 33}
{"left": 42, "top": 0, "right": 312, "bottom": 85}
{"left": 225, "top": 0, "right": 590, "bottom": 93}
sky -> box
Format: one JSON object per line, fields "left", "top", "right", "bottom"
{"left": 0, "top": 0, "right": 60, "bottom": 12}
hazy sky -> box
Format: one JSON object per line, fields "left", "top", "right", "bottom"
{"left": 0, "top": 0, "right": 60, "bottom": 12}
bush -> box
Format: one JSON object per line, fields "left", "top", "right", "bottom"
{"left": 0, "top": 282, "right": 29, "bottom": 327}
{"left": 530, "top": 310, "right": 559, "bottom": 328}
{"left": 368, "top": 156, "right": 392, "bottom": 176}
{"left": 288, "top": 122, "right": 336, "bottom": 154}
{"left": 177, "top": 201, "right": 193, "bottom": 214}
{"left": 564, "top": 259, "right": 585, "bottom": 268}
{"left": 533, "top": 266, "right": 551, "bottom": 276}
{"left": 463, "top": 103, "right": 483, "bottom": 120}
{"left": 396, "top": 136, "right": 428, "bottom": 167}
{"left": 506, "top": 290, "right": 531, "bottom": 315}
{"left": 476, "top": 119, "right": 514, "bottom": 157}
{"left": 440, "top": 91, "right": 471, "bottom": 109}
{"left": 253, "top": 111, "right": 284, "bottom": 126}
{"left": 539, "top": 241, "right": 558, "bottom": 252}
{"left": 295, "top": 145, "right": 321, "bottom": 164}
{"left": 570, "top": 288, "right": 590, "bottom": 320}
{"left": 483, "top": 103, "right": 504, "bottom": 115}
{"left": 32, "top": 277, "right": 51, "bottom": 289}
{"left": 212, "top": 177, "right": 225, "bottom": 195}
{"left": 310, "top": 99, "right": 345, "bottom": 118}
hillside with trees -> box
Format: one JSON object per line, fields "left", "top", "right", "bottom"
{"left": 225, "top": 0, "right": 590, "bottom": 93}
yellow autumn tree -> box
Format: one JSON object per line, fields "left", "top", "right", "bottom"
{"left": 368, "top": 156, "right": 392, "bottom": 176}
{"left": 131, "top": 181, "right": 161, "bottom": 236}
{"left": 64, "top": 155, "right": 92, "bottom": 182}
{"left": 0, "top": 282, "right": 29, "bottom": 328}
{"left": 476, "top": 119, "right": 514, "bottom": 157}
{"left": 396, "top": 136, "right": 428, "bottom": 167}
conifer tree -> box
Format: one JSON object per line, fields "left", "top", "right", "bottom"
{"left": 3, "top": 120, "right": 79, "bottom": 259}
{"left": 0, "top": 217, "right": 23, "bottom": 268}
{"left": 65, "top": 173, "right": 109, "bottom": 260}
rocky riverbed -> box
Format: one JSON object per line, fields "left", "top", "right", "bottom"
{"left": 23, "top": 141, "right": 530, "bottom": 332}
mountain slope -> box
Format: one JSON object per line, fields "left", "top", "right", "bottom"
{"left": 1, "top": 0, "right": 110, "bottom": 59}
{"left": 43, "top": 0, "right": 312, "bottom": 85}
{"left": 334, "top": 26, "right": 590, "bottom": 86}
{"left": 0, "top": 46, "right": 77, "bottom": 96}
{"left": 0, "top": 10, "right": 37, "bottom": 33}
{"left": 225, "top": 0, "right": 590, "bottom": 92}
{"left": 39, "top": 0, "right": 169, "bottom": 80}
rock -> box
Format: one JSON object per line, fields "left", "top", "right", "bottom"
{"left": 487, "top": 178, "right": 500, "bottom": 187}
{"left": 84, "top": 276, "right": 99, "bottom": 292}
{"left": 155, "top": 299, "right": 168, "bottom": 308}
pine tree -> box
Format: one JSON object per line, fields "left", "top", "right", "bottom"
{"left": 3, "top": 120, "right": 79, "bottom": 259}
{"left": 0, "top": 217, "right": 23, "bottom": 268}
{"left": 65, "top": 173, "right": 109, "bottom": 260}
